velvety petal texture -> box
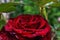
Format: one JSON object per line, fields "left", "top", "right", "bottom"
{"left": 0, "top": 14, "right": 51, "bottom": 40}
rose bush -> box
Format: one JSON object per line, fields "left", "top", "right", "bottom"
{"left": 0, "top": 14, "right": 51, "bottom": 40}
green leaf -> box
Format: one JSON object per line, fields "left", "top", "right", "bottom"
{"left": 0, "top": 20, "right": 6, "bottom": 30}
{"left": 32, "top": 0, "right": 57, "bottom": 6}
{"left": 51, "top": 2, "right": 60, "bottom": 7}
{"left": 0, "top": 3, "right": 18, "bottom": 12}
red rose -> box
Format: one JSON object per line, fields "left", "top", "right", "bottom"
{"left": 5, "top": 14, "right": 51, "bottom": 40}
{"left": 0, "top": 30, "right": 17, "bottom": 40}
{"left": 0, "top": 31, "right": 9, "bottom": 40}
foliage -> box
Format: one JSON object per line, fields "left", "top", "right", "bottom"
{"left": 0, "top": 3, "right": 18, "bottom": 12}
{"left": 48, "top": 7, "right": 60, "bottom": 40}
{"left": 51, "top": 2, "right": 60, "bottom": 7}
{"left": 0, "top": 20, "right": 6, "bottom": 30}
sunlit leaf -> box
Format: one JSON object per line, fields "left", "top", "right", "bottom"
{"left": 0, "top": 3, "right": 19, "bottom": 13}
{"left": 32, "top": 0, "right": 57, "bottom": 6}
{"left": 51, "top": 2, "right": 60, "bottom": 7}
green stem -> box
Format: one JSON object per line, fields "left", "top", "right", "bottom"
{"left": 0, "top": 13, "right": 1, "bottom": 19}
{"left": 43, "top": 7, "right": 48, "bottom": 20}
{"left": 40, "top": 7, "right": 43, "bottom": 15}
{"left": 39, "top": 7, "right": 48, "bottom": 21}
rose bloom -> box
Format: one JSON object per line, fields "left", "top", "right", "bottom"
{"left": 0, "top": 14, "right": 51, "bottom": 40}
